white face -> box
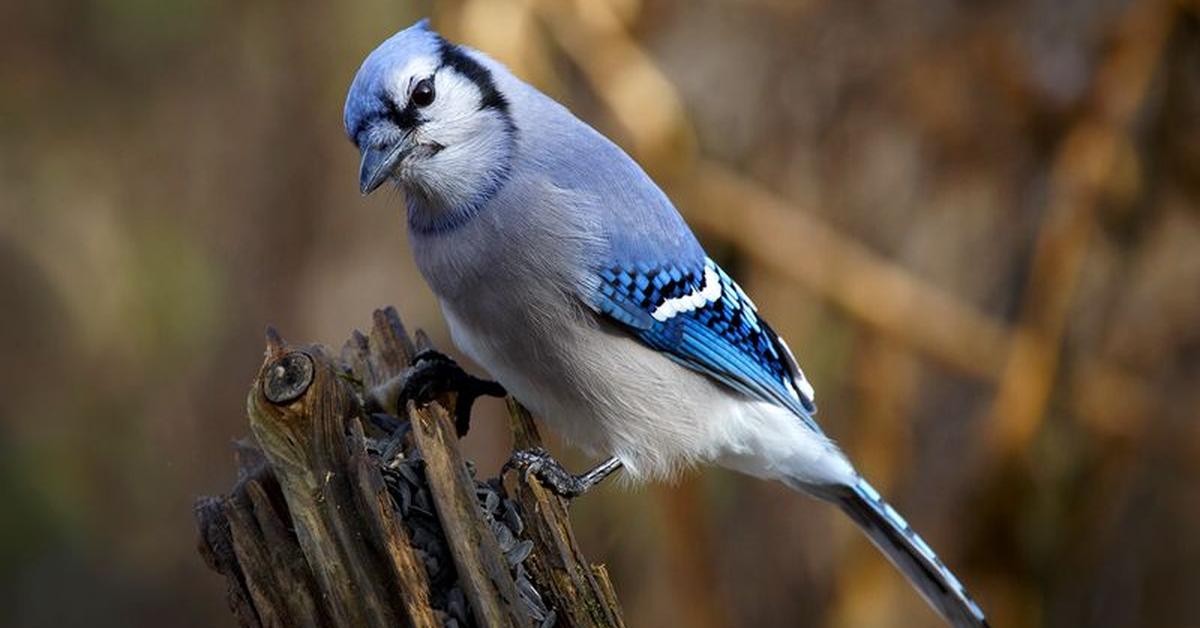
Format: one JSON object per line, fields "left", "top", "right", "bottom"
{"left": 357, "top": 50, "right": 516, "bottom": 227}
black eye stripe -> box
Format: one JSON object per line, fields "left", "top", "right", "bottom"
{"left": 436, "top": 37, "right": 509, "bottom": 114}
{"left": 383, "top": 96, "right": 421, "bottom": 130}
{"left": 359, "top": 39, "right": 513, "bottom": 141}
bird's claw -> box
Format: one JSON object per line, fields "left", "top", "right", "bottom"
{"left": 504, "top": 447, "right": 590, "bottom": 498}
{"left": 398, "top": 349, "right": 506, "bottom": 437}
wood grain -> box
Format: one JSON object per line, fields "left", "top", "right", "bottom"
{"left": 196, "top": 307, "right": 625, "bottom": 627}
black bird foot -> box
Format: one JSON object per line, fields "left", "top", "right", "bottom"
{"left": 398, "top": 349, "right": 506, "bottom": 437}
{"left": 504, "top": 448, "right": 622, "bottom": 499}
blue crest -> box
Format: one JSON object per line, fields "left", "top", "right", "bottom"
{"left": 343, "top": 19, "right": 443, "bottom": 144}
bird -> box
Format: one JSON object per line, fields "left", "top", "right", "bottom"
{"left": 344, "top": 20, "right": 988, "bottom": 628}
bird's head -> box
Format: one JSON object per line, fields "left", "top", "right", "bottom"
{"left": 344, "top": 20, "right": 517, "bottom": 229}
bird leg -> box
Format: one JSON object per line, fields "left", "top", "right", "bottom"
{"left": 505, "top": 448, "right": 623, "bottom": 498}
{"left": 387, "top": 349, "right": 506, "bottom": 437}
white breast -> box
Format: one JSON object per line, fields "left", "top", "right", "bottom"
{"left": 443, "top": 299, "right": 852, "bottom": 486}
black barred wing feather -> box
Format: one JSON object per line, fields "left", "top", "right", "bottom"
{"left": 589, "top": 257, "right": 821, "bottom": 433}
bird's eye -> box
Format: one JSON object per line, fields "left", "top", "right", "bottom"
{"left": 411, "top": 78, "right": 436, "bottom": 108}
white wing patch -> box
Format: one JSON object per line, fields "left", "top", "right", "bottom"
{"left": 651, "top": 266, "right": 722, "bottom": 322}
{"left": 775, "top": 336, "right": 816, "bottom": 402}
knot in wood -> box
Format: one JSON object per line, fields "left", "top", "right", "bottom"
{"left": 263, "top": 352, "right": 314, "bottom": 404}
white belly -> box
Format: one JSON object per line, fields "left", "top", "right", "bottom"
{"left": 442, "top": 300, "right": 853, "bottom": 485}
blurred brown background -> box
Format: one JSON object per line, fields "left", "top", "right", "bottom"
{"left": 3, "top": 0, "right": 1199, "bottom": 626}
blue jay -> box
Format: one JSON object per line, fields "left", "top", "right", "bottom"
{"left": 345, "top": 21, "right": 988, "bottom": 628}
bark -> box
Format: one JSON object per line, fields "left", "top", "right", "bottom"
{"left": 196, "top": 306, "right": 625, "bottom": 628}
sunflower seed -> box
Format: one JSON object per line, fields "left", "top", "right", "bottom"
{"left": 506, "top": 539, "right": 533, "bottom": 566}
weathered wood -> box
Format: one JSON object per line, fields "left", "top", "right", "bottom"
{"left": 346, "top": 416, "right": 441, "bottom": 628}
{"left": 248, "top": 341, "right": 415, "bottom": 628}
{"left": 503, "top": 400, "right": 626, "bottom": 628}
{"left": 196, "top": 496, "right": 263, "bottom": 628}
{"left": 411, "top": 400, "right": 527, "bottom": 627}
{"left": 228, "top": 477, "right": 325, "bottom": 628}
{"left": 196, "top": 306, "right": 625, "bottom": 628}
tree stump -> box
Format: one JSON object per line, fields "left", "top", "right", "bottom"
{"left": 195, "top": 306, "right": 625, "bottom": 628}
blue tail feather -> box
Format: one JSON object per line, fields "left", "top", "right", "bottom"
{"left": 831, "top": 479, "right": 988, "bottom": 627}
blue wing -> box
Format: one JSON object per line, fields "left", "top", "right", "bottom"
{"left": 587, "top": 257, "right": 821, "bottom": 433}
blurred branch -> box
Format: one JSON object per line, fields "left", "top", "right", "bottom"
{"left": 654, "top": 478, "right": 731, "bottom": 628}
{"left": 679, "top": 162, "right": 1010, "bottom": 379}
{"left": 984, "top": 0, "right": 1179, "bottom": 460}
{"left": 530, "top": 0, "right": 699, "bottom": 173}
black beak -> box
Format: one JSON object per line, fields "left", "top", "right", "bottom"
{"left": 358, "top": 142, "right": 410, "bottom": 195}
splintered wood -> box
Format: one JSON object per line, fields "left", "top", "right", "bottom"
{"left": 196, "top": 306, "right": 624, "bottom": 628}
